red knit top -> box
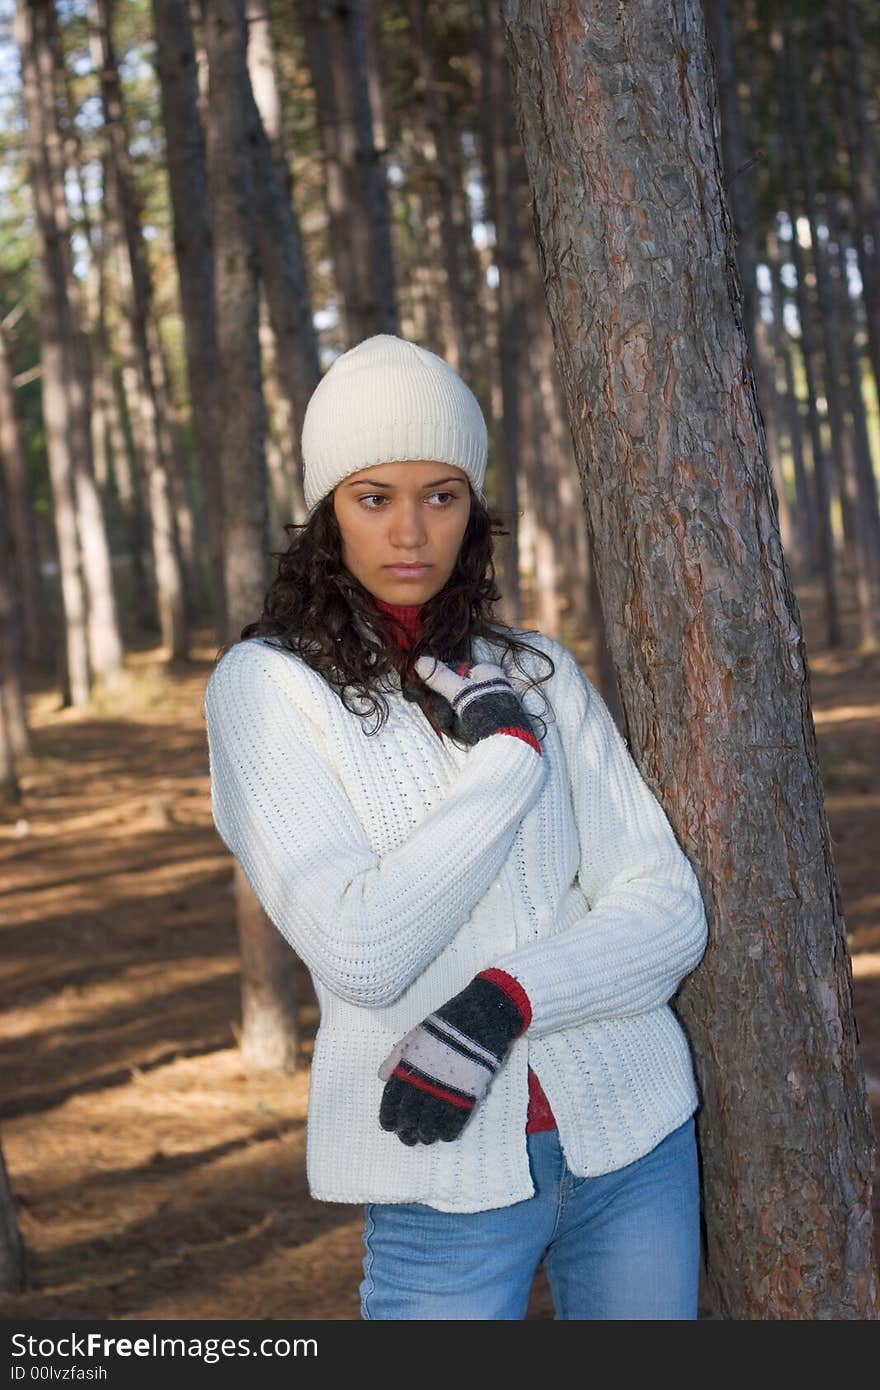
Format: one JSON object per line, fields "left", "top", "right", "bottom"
{"left": 373, "top": 595, "right": 557, "bottom": 1133}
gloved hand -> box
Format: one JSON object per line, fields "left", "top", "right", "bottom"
{"left": 413, "top": 655, "right": 542, "bottom": 753}
{"left": 377, "top": 973, "right": 527, "bottom": 1145}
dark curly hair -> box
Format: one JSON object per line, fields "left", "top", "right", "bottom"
{"left": 214, "top": 486, "right": 555, "bottom": 749}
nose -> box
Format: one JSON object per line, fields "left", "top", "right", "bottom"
{"left": 388, "top": 499, "right": 428, "bottom": 547}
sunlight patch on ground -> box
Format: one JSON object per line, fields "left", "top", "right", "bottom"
{"left": 851, "top": 952, "right": 880, "bottom": 979}
{"left": 813, "top": 703, "right": 880, "bottom": 726}
{"left": 1, "top": 957, "right": 241, "bottom": 1041}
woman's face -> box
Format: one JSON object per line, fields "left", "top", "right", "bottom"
{"left": 333, "top": 459, "right": 473, "bottom": 604}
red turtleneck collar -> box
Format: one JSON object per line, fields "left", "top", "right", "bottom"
{"left": 374, "top": 596, "right": 425, "bottom": 651}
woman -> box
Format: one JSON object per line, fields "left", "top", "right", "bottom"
{"left": 204, "top": 333, "right": 709, "bottom": 1320}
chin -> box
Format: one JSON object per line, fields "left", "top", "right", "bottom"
{"left": 382, "top": 573, "right": 444, "bottom": 599}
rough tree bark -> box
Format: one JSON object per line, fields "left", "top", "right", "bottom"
{"left": 500, "top": 0, "right": 877, "bottom": 1318}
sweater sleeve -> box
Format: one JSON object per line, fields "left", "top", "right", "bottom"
{"left": 203, "top": 641, "right": 547, "bottom": 1008}
{"left": 488, "top": 644, "right": 708, "bottom": 1038}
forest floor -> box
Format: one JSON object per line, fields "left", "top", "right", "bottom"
{"left": 0, "top": 576, "right": 878, "bottom": 1321}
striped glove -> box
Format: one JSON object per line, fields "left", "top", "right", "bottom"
{"left": 377, "top": 972, "right": 528, "bottom": 1145}
{"left": 413, "top": 655, "right": 542, "bottom": 754}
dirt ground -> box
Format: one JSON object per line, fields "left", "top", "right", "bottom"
{"left": 0, "top": 578, "right": 878, "bottom": 1321}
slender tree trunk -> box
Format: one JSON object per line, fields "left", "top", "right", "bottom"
{"left": 93, "top": 162, "right": 148, "bottom": 619}
{"left": 296, "top": 0, "right": 399, "bottom": 343}
{"left": 101, "top": 187, "right": 153, "bottom": 632}
{"left": 500, "top": 0, "right": 877, "bottom": 1318}
{"left": 0, "top": 1141, "right": 26, "bottom": 1293}
{"left": 238, "top": 17, "right": 318, "bottom": 524}
{"left": 840, "top": 0, "right": 880, "bottom": 406}
{"left": 522, "top": 242, "right": 562, "bottom": 638}
{"left": 149, "top": 322, "right": 207, "bottom": 625}
{"left": 258, "top": 298, "right": 298, "bottom": 541}
{"left": 153, "top": 0, "right": 226, "bottom": 635}
{"left": 40, "top": 0, "right": 124, "bottom": 693}
{"left": 14, "top": 0, "right": 94, "bottom": 708}
{"left": 828, "top": 196, "right": 880, "bottom": 625}
{"left": 769, "top": 20, "right": 843, "bottom": 647}
{"left": 396, "top": 118, "right": 444, "bottom": 347}
{"left": 89, "top": 0, "right": 188, "bottom": 660}
{"left": 479, "top": 0, "right": 524, "bottom": 623}
{"left": 406, "top": 0, "right": 472, "bottom": 378}
{"left": 202, "top": 0, "right": 300, "bottom": 1072}
{"left": 784, "top": 10, "right": 875, "bottom": 648}
{"left": 0, "top": 312, "right": 53, "bottom": 668}
{"left": 704, "top": 0, "right": 793, "bottom": 564}
{"left": 0, "top": 461, "right": 31, "bottom": 776}
{"left": 819, "top": 50, "right": 880, "bottom": 603}
{"left": 766, "top": 222, "right": 815, "bottom": 576}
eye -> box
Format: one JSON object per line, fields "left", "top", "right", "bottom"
{"left": 357, "top": 491, "right": 458, "bottom": 509}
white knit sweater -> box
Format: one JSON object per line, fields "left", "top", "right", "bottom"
{"left": 203, "top": 629, "right": 708, "bottom": 1213}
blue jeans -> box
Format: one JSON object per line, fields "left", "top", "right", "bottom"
{"left": 359, "top": 1114, "right": 700, "bottom": 1319}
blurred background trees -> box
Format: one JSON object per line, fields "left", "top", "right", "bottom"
{"left": 3, "top": 0, "right": 875, "bottom": 705}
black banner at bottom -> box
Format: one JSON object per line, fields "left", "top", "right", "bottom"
{"left": 2, "top": 1317, "right": 572, "bottom": 1382}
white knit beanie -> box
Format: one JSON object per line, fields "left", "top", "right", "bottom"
{"left": 300, "top": 333, "right": 488, "bottom": 515}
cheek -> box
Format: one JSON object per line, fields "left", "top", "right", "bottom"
{"left": 442, "top": 506, "right": 470, "bottom": 543}
{"left": 338, "top": 507, "right": 382, "bottom": 563}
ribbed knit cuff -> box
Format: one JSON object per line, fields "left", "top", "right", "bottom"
{"left": 476, "top": 967, "right": 532, "bottom": 1034}
{"left": 496, "top": 727, "right": 542, "bottom": 755}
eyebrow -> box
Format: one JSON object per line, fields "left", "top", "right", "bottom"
{"left": 346, "top": 475, "right": 466, "bottom": 489}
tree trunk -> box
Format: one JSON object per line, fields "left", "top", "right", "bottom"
{"left": 240, "top": 6, "right": 319, "bottom": 524}
{"left": 90, "top": 157, "right": 149, "bottom": 613}
{"left": 500, "top": 0, "right": 877, "bottom": 1319}
{"left": 525, "top": 262, "right": 592, "bottom": 638}
{"left": 202, "top": 0, "right": 299, "bottom": 1072}
{"left": 783, "top": 10, "right": 875, "bottom": 648}
{"left": 766, "top": 222, "right": 815, "bottom": 577}
{"left": 406, "top": 0, "right": 473, "bottom": 379}
{"left": 0, "top": 1141, "right": 26, "bottom": 1293}
{"left": 521, "top": 244, "right": 562, "bottom": 639}
{"left": 828, "top": 196, "right": 880, "bottom": 629}
{"left": 38, "top": 0, "right": 125, "bottom": 695}
{"left": 818, "top": 48, "right": 880, "bottom": 606}
{"left": 0, "top": 311, "right": 53, "bottom": 669}
{"left": 295, "top": 0, "right": 399, "bottom": 343}
{"left": 101, "top": 189, "right": 154, "bottom": 635}
{"left": 14, "top": 0, "right": 93, "bottom": 709}
{"left": 703, "top": 0, "right": 795, "bottom": 571}
{"left": 0, "top": 460, "right": 30, "bottom": 780}
{"left": 153, "top": 0, "right": 227, "bottom": 635}
{"left": 258, "top": 296, "right": 299, "bottom": 541}
{"left": 89, "top": 0, "right": 188, "bottom": 661}
{"left": 148, "top": 318, "right": 207, "bottom": 626}
{"left": 478, "top": 0, "right": 523, "bottom": 624}
{"left": 840, "top": 0, "right": 880, "bottom": 407}
{"left": 768, "top": 18, "right": 843, "bottom": 648}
